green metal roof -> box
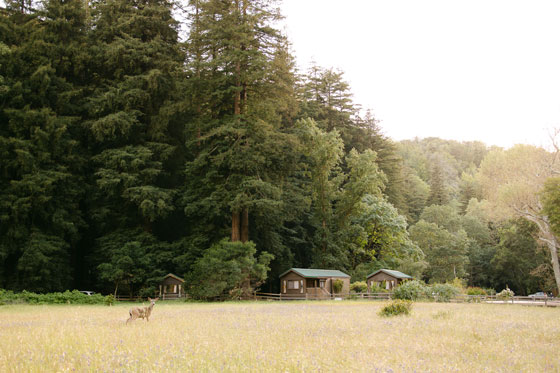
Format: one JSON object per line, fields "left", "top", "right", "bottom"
{"left": 279, "top": 268, "right": 350, "bottom": 279}
{"left": 366, "top": 269, "right": 413, "bottom": 279}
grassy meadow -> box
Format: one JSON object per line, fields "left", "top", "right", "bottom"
{"left": 0, "top": 301, "right": 558, "bottom": 372}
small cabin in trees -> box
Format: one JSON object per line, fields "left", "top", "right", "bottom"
{"left": 367, "top": 269, "right": 412, "bottom": 291}
{"left": 279, "top": 268, "right": 350, "bottom": 298}
{"left": 159, "top": 273, "right": 185, "bottom": 299}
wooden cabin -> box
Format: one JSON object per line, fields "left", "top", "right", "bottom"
{"left": 159, "top": 273, "right": 185, "bottom": 299}
{"left": 367, "top": 269, "right": 412, "bottom": 291}
{"left": 279, "top": 268, "right": 350, "bottom": 298}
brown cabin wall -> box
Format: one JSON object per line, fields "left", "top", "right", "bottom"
{"left": 161, "top": 276, "right": 185, "bottom": 296}
{"left": 280, "top": 272, "right": 306, "bottom": 294}
{"left": 280, "top": 272, "right": 350, "bottom": 295}
{"left": 162, "top": 277, "right": 183, "bottom": 286}
{"left": 367, "top": 273, "right": 402, "bottom": 291}
{"left": 327, "top": 277, "right": 350, "bottom": 294}
{"left": 342, "top": 278, "right": 350, "bottom": 294}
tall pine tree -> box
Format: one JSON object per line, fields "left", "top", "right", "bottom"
{"left": 85, "top": 0, "right": 186, "bottom": 294}
{"left": 0, "top": 0, "right": 88, "bottom": 291}
{"left": 183, "top": 0, "right": 300, "bottom": 246}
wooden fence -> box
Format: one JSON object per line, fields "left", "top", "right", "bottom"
{"left": 254, "top": 292, "right": 392, "bottom": 301}
{"left": 115, "top": 292, "right": 558, "bottom": 306}
{"left": 254, "top": 292, "right": 559, "bottom": 306}
{"left": 115, "top": 295, "right": 142, "bottom": 302}
{"left": 461, "top": 294, "right": 559, "bottom": 307}
{"left": 116, "top": 294, "right": 188, "bottom": 302}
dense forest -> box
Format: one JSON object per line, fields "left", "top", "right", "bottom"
{"left": 1, "top": 0, "right": 559, "bottom": 298}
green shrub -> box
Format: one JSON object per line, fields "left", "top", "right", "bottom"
{"left": 332, "top": 279, "right": 344, "bottom": 294}
{"left": 104, "top": 294, "right": 115, "bottom": 306}
{"left": 431, "top": 283, "right": 460, "bottom": 302}
{"left": 350, "top": 281, "right": 367, "bottom": 293}
{"left": 393, "top": 280, "right": 429, "bottom": 301}
{"left": 496, "top": 287, "right": 515, "bottom": 300}
{"left": 0, "top": 289, "right": 108, "bottom": 305}
{"left": 466, "top": 287, "right": 487, "bottom": 296}
{"left": 368, "top": 283, "right": 388, "bottom": 293}
{"left": 450, "top": 278, "right": 466, "bottom": 292}
{"left": 379, "top": 300, "right": 413, "bottom": 317}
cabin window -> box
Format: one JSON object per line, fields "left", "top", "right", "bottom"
{"left": 165, "top": 284, "right": 177, "bottom": 293}
{"left": 319, "top": 280, "right": 326, "bottom": 288}
{"left": 287, "top": 280, "right": 299, "bottom": 290}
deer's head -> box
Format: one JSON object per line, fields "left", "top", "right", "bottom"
{"left": 148, "top": 297, "right": 159, "bottom": 307}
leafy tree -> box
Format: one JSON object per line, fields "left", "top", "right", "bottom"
{"left": 333, "top": 149, "right": 386, "bottom": 264}
{"left": 420, "top": 204, "right": 462, "bottom": 233}
{"left": 491, "top": 219, "right": 550, "bottom": 295}
{"left": 409, "top": 220, "right": 469, "bottom": 283}
{"left": 294, "top": 118, "right": 344, "bottom": 266}
{"left": 352, "top": 195, "right": 422, "bottom": 271}
{"left": 399, "top": 138, "right": 487, "bottom": 215}
{"left": 542, "top": 177, "right": 560, "bottom": 237}
{"left": 461, "top": 213, "right": 497, "bottom": 287}
{"left": 93, "top": 229, "right": 172, "bottom": 297}
{"left": 186, "top": 239, "right": 273, "bottom": 299}
{"left": 477, "top": 145, "right": 560, "bottom": 293}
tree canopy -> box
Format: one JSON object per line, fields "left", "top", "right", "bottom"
{"left": 0, "top": 0, "right": 558, "bottom": 297}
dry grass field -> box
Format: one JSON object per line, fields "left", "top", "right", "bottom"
{"left": 0, "top": 301, "right": 558, "bottom": 372}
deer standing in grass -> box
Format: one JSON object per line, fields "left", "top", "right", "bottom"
{"left": 126, "top": 297, "right": 159, "bottom": 324}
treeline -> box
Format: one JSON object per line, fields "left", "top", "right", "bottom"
{"left": 397, "top": 138, "right": 558, "bottom": 295}
{"left": 1, "top": 0, "right": 559, "bottom": 298}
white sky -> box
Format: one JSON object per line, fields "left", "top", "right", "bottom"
{"left": 281, "top": 0, "right": 560, "bottom": 148}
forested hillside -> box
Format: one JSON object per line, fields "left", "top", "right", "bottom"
{"left": 1, "top": 0, "right": 559, "bottom": 298}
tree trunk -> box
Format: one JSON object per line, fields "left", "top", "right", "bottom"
{"left": 544, "top": 234, "right": 560, "bottom": 295}
{"left": 521, "top": 211, "right": 560, "bottom": 294}
{"left": 322, "top": 218, "right": 327, "bottom": 252}
{"left": 194, "top": 0, "right": 202, "bottom": 147}
{"left": 241, "top": 207, "right": 249, "bottom": 243}
{"left": 231, "top": 211, "right": 241, "bottom": 241}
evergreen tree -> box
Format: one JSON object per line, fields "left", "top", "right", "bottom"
{"left": 295, "top": 118, "right": 344, "bottom": 267}
{"left": 85, "top": 0, "right": 186, "bottom": 289}
{"left": 427, "top": 162, "right": 448, "bottom": 206}
{"left": 298, "top": 68, "right": 405, "bottom": 212}
{"left": 401, "top": 167, "right": 430, "bottom": 223}
{"left": 0, "top": 0, "right": 88, "bottom": 291}
{"left": 183, "top": 0, "right": 300, "bottom": 248}
{"left": 299, "top": 66, "right": 356, "bottom": 136}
